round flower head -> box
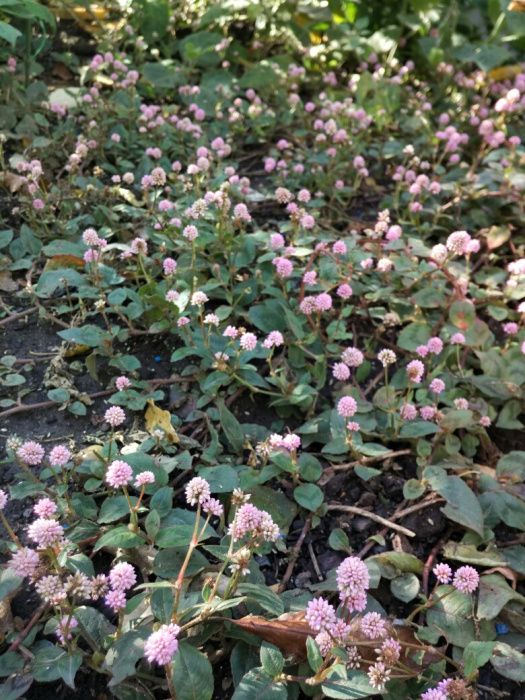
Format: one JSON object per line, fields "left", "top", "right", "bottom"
{"left": 109, "top": 562, "right": 136, "bottom": 591}
{"left": 360, "top": 612, "right": 387, "bottom": 639}
{"left": 185, "top": 477, "right": 211, "bottom": 506}
{"left": 240, "top": 332, "right": 257, "bottom": 351}
{"left": 27, "top": 518, "right": 64, "bottom": 548}
{"left": 17, "top": 441, "right": 45, "bottom": 465}
{"left": 367, "top": 661, "right": 391, "bottom": 691}
{"left": 429, "top": 378, "right": 445, "bottom": 395}
{"left": 433, "top": 563, "right": 452, "bottom": 584}
{"left": 400, "top": 403, "right": 417, "bottom": 421}
{"left": 135, "top": 471, "right": 155, "bottom": 488}
{"left": 305, "top": 597, "right": 337, "bottom": 632}
{"left": 406, "top": 360, "right": 425, "bottom": 384}
{"left": 33, "top": 498, "right": 57, "bottom": 518}
{"left": 202, "top": 497, "right": 224, "bottom": 517}
{"left": 333, "top": 363, "right": 350, "bottom": 381}
{"left": 49, "top": 445, "right": 71, "bottom": 467}
{"left": 9, "top": 547, "right": 40, "bottom": 579}
{"left": 104, "top": 588, "right": 127, "bottom": 612}
{"left": 263, "top": 331, "right": 284, "bottom": 349}
{"left": 453, "top": 566, "right": 479, "bottom": 594}
{"left": 336, "top": 556, "right": 370, "bottom": 600}
{"left": 106, "top": 460, "right": 133, "bottom": 488}
{"left": 144, "top": 623, "right": 180, "bottom": 665}
{"left": 446, "top": 230, "right": 471, "bottom": 255}
{"left": 104, "top": 406, "right": 126, "bottom": 427}
{"left": 115, "top": 376, "right": 131, "bottom": 391}
{"left": 421, "top": 689, "right": 447, "bottom": 700}
{"left": 337, "top": 283, "right": 353, "bottom": 299}
{"left": 337, "top": 396, "right": 357, "bottom": 418}
{"left": 56, "top": 616, "right": 78, "bottom": 645}
{"left": 341, "top": 347, "right": 364, "bottom": 367}
{"left": 378, "top": 349, "right": 396, "bottom": 367}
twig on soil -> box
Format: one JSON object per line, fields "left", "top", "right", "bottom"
{"left": 0, "top": 375, "right": 194, "bottom": 419}
{"left": 332, "top": 449, "right": 412, "bottom": 471}
{"left": 327, "top": 504, "right": 416, "bottom": 537}
{"left": 9, "top": 602, "right": 49, "bottom": 652}
{"left": 308, "top": 541, "right": 323, "bottom": 581}
{"left": 422, "top": 536, "right": 449, "bottom": 598}
{"left": 277, "top": 514, "right": 312, "bottom": 593}
{"left": 0, "top": 306, "right": 38, "bottom": 327}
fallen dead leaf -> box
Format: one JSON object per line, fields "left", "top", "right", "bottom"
{"left": 145, "top": 400, "right": 179, "bottom": 443}
{"left": 0, "top": 171, "right": 25, "bottom": 193}
{"left": 0, "top": 271, "right": 17, "bottom": 292}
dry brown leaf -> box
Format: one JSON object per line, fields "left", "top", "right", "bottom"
{"left": 145, "top": 400, "right": 179, "bottom": 443}
{"left": 45, "top": 255, "right": 85, "bottom": 270}
{"left": 0, "top": 171, "right": 25, "bottom": 193}
{"left": 484, "top": 566, "right": 519, "bottom": 588}
{"left": 231, "top": 612, "right": 443, "bottom": 667}
{"left": 508, "top": 0, "right": 525, "bottom": 11}
{"left": 0, "top": 271, "right": 17, "bottom": 292}
{"left": 488, "top": 64, "right": 524, "bottom": 81}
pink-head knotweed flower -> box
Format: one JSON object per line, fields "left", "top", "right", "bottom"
{"left": 400, "top": 403, "right": 417, "bottom": 421}
{"left": 281, "top": 434, "right": 301, "bottom": 451}
{"left": 341, "top": 347, "right": 364, "bottom": 367}
{"left": 433, "top": 563, "right": 452, "bottom": 584}
{"left": 305, "top": 597, "right": 336, "bottom": 631}
{"left": 416, "top": 345, "right": 429, "bottom": 358}
{"left": 183, "top": 225, "right": 198, "bottom": 241}
{"left": 48, "top": 444, "right": 71, "bottom": 467}
{"left": 144, "top": 623, "right": 180, "bottom": 665}
{"left": 479, "top": 415, "right": 491, "bottom": 427}
{"left": 36, "top": 575, "right": 67, "bottom": 605}
{"left": 406, "top": 360, "right": 425, "bottom": 383}
{"left": 420, "top": 406, "right": 436, "bottom": 421}
{"left": 453, "top": 566, "right": 479, "bottom": 594}
{"left": 27, "top": 518, "right": 64, "bottom": 548}
{"left": 165, "top": 290, "right": 179, "bottom": 303}
{"left": 233, "top": 203, "right": 251, "bottom": 222}
{"left": 17, "top": 441, "right": 45, "bottom": 465}
{"left": 33, "top": 498, "right": 57, "bottom": 518}
{"left": 185, "top": 477, "right": 211, "bottom": 506}
{"left": 421, "top": 689, "right": 447, "bottom": 700}
{"left": 337, "top": 396, "right": 357, "bottom": 418}
{"left": 368, "top": 662, "right": 391, "bottom": 691}
{"left": 240, "top": 332, "right": 257, "bottom": 351}
{"left": 427, "top": 337, "right": 443, "bottom": 354}
{"left": 332, "top": 363, "right": 350, "bottom": 381}
{"left": 315, "top": 293, "right": 332, "bottom": 312}
{"left": 377, "top": 637, "right": 401, "bottom": 666}
{"left": 336, "top": 556, "right": 370, "bottom": 606}
{"left": 190, "top": 291, "right": 208, "bottom": 306}
{"left": 104, "top": 588, "right": 127, "bottom": 612}
{"left": 106, "top": 460, "right": 133, "bottom": 488}
{"left": 163, "top": 258, "right": 177, "bottom": 275}
{"left": 202, "top": 497, "right": 224, "bottom": 517}
{"left": 229, "top": 503, "right": 279, "bottom": 542}
{"left": 429, "top": 378, "right": 445, "bottom": 395}
{"left": 272, "top": 257, "right": 294, "bottom": 278}
{"left": 360, "top": 612, "right": 387, "bottom": 639}
{"left": 378, "top": 349, "right": 396, "bottom": 367}
{"left": 451, "top": 332, "right": 465, "bottom": 344}
{"left": 263, "top": 331, "right": 284, "bottom": 349}
{"left": 333, "top": 240, "right": 347, "bottom": 255}
{"left": 109, "top": 562, "right": 136, "bottom": 591}
{"left": 104, "top": 406, "right": 126, "bottom": 427}
{"left": 446, "top": 230, "right": 471, "bottom": 255}
{"left": 9, "top": 547, "right": 40, "bottom": 578}
{"left": 269, "top": 233, "right": 285, "bottom": 249}
{"left": 336, "top": 283, "right": 352, "bottom": 299}
{"left": 135, "top": 471, "right": 155, "bottom": 488}
{"left": 116, "top": 376, "right": 131, "bottom": 391}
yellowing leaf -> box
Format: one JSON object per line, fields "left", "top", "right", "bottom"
{"left": 64, "top": 344, "right": 90, "bottom": 358}
{"left": 145, "top": 400, "right": 179, "bottom": 443}
{"left": 508, "top": 1, "right": 525, "bottom": 11}
{"left": 488, "top": 64, "right": 523, "bottom": 81}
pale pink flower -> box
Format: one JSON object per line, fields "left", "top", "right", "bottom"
{"left": 451, "top": 332, "right": 465, "bottom": 344}
{"left": 17, "top": 441, "right": 45, "bottom": 465}
{"left": 446, "top": 230, "right": 471, "bottom": 255}
{"left": 56, "top": 616, "right": 78, "bottom": 644}
{"left": 0, "top": 490, "right": 7, "bottom": 510}
{"left": 360, "top": 612, "right": 387, "bottom": 639}
{"left": 263, "top": 331, "right": 284, "bottom": 349}
{"left": 144, "top": 624, "right": 180, "bottom": 665}
{"left": 135, "top": 471, "right": 155, "bottom": 488}
{"left": 333, "top": 363, "right": 350, "bottom": 381}
{"left": 109, "top": 562, "right": 136, "bottom": 591}
{"left": 33, "top": 498, "right": 57, "bottom": 518}
{"left": 406, "top": 360, "right": 424, "bottom": 383}
{"left": 315, "top": 293, "right": 332, "bottom": 312}
{"left": 341, "top": 347, "right": 363, "bottom": 367}
{"left": 104, "top": 588, "right": 127, "bottom": 611}
{"left": 305, "top": 597, "right": 336, "bottom": 631}
{"left": 202, "top": 497, "right": 224, "bottom": 517}
{"left": 27, "top": 518, "right": 64, "bottom": 548}
{"left": 427, "top": 337, "right": 443, "bottom": 354}
{"left": 273, "top": 257, "right": 293, "bottom": 278}
{"left": 453, "top": 566, "right": 479, "bottom": 594}
{"left": 400, "top": 403, "right": 417, "bottom": 420}
{"left": 433, "top": 563, "right": 452, "bottom": 584}
{"left": 429, "top": 378, "right": 445, "bottom": 394}
{"left": 240, "top": 333, "right": 257, "bottom": 351}
{"left": 420, "top": 406, "right": 436, "bottom": 421}
{"left": 479, "top": 415, "right": 491, "bottom": 427}
{"left": 104, "top": 406, "right": 126, "bottom": 427}
{"left": 116, "top": 376, "right": 131, "bottom": 391}
{"left": 106, "top": 460, "right": 133, "bottom": 488}
{"left": 9, "top": 548, "right": 40, "bottom": 578}
{"left": 185, "top": 477, "right": 211, "bottom": 506}
{"left": 337, "top": 396, "right": 357, "bottom": 418}
{"left": 337, "top": 283, "right": 352, "bottom": 299}
{"left": 163, "top": 258, "right": 177, "bottom": 275}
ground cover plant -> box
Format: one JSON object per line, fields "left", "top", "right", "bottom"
{"left": 1, "top": 0, "right": 525, "bottom": 698}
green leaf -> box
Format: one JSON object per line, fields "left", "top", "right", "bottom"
{"left": 57, "top": 651, "right": 82, "bottom": 689}
{"left": 399, "top": 421, "right": 439, "bottom": 438}
{"left": 0, "top": 652, "right": 24, "bottom": 677}
{"left": 217, "top": 400, "right": 245, "bottom": 453}
{"left": 425, "top": 467, "right": 484, "bottom": 537}
{"left": 260, "top": 643, "right": 284, "bottom": 678}
{"left": 98, "top": 495, "right": 138, "bottom": 524}
{"left": 232, "top": 668, "right": 287, "bottom": 699}
{"left": 75, "top": 606, "right": 115, "bottom": 646}
{"left": 491, "top": 642, "right": 525, "bottom": 681}
{"left": 322, "top": 671, "right": 377, "bottom": 698}
{"left": 237, "top": 583, "right": 284, "bottom": 616}
{"left": 0, "top": 674, "right": 33, "bottom": 700}
{"left": 0, "top": 21, "right": 22, "bottom": 46}
{"left": 199, "top": 465, "right": 239, "bottom": 493}
{"left": 93, "top": 527, "right": 145, "bottom": 552}
{"left": 477, "top": 574, "right": 525, "bottom": 620}
{"left": 249, "top": 486, "right": 296, "bottom": 532}
{"left": 293, "top": 483, "right": 324, "bottom": 512}
{"left": 463, "top": 641, "right": 496, "bottom": 679}
{"left": 172, "top": 642, "right": 214, "bottom": 700}
{"left": 426, "top": 585, "right": 494, "bottom": 647}
{"left": 151, "top": 587, "right": 175, "bottom": 624}
{"left": 105, "top": 630, "right": 148, "bottom": 686}
{"left": 368, "top": 552, "right": 423, "bottom": 579}
{"left": 328, "top": 528, "right": 350, "bottom": 552}
{"left": 0, "top": 569, "right": 22, "bottom": 600}
{"left": 142, "top": 62, "right": 183, "bottom": 88}
{"left": 58, "top": 325, "right": 106, "bottom": 348}
{"left": 306, "top": 637, "right": 323, "bottom": 673}
{"left": 390, "top": 574, "right": 420, "bottom": 603}
{"left": 156, "top": 525, "right": 199, "bottom": 548}
{"left": 153, "top": 548, "right": 208, "bottom": 579}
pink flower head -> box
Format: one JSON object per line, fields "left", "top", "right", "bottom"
{"left": 301, "top": 214, "right": 315, "bottom": 229}
{"left": 416, "top": 345, "right": 429, "bottom": 358}
{"left": 183, "top": 225, "right": 198, "bottom": 241}
{"left": 109, "top": 562, "right": 136, "bottom": 591}
{"left": 17, "top": 441, "right": 45, "bottom": 466}
{"left": 333, "top": 363, "right": 350, "bottom": 381}
{"left": 273, "top": 257, "right": 294, "bottom": 278}
{"left": 202, "top": 497, "right": 224, "bottom": 517}
{"left": 337, "top": 283, "right": 353, "bottom": 299}
{"left": 347, "top": 421, "right": 360, "bottom": 432}
{"left": 433, "top": 563, "right": 452, "bottom": 584}
{"left": 427, "top": 337, "right": 443, "bottom": 355}
{"left": 451, "top": 332, "right": 465, "bottom": 344}
{"left": 229, "top": 503, "right": 279, "bottom": 542}
{"left": 104, "top": 406, "right": 126, "bottom": 427}
{"left": 185, "top": 477, "right": 211, "bottom": 506}
{"left": 479, "top": 415, "right": 491, "bottom": 427}
{"left": 503, "top": 322, "right": 519, "bottom": 335}
{"left": 341, "top": 347, "right": 364, "bottom": 367}
{"left": 163, "top": 258, "right": 177, "bottom": 275}
{"left": 240, "top": 332, "right": 257, "bottom": 351}
{"left": 420, "top": 405, "right": 436, "bottom": 421}
{"left": 421, "top": 689, "right": 447, "bottom": 700}
{"left": 106, "top": 460, "right": 133, "bottom": 488}
{"left": 429, "top": 378, "right": 445, "bottom": 394}
{"left": 104, "top": 588, "right": 127, "bottom": 612}
{"left": 453, "top": 566, "right": 479, "bottom": 594}
{"left": 281, "top": 434, "right": 301, "bottom": 451}
{"left": 406, "top": 360, "right": 425, "bottom": 383}
{"left": 223, "top": 325, "right": 239, "bottom": 338}
{"left": 315, "top": 293, "right": 332, "bottom": 312}
{"left": 332, "top": 240, "right": 347, "bottom": 255}
{"left": 270, "top": 233, "right": 285, "bottom": 249}
{"left": 305, "top": 597, "right": 337, "bottom": 631}
{"left": 135, "top": 471, "right": 155, "bottom": 488}
{"left": 33, "top": 498, "right": 57, "bottom": 518}
{"left": 263, "top": 331, "right": 284, "bottom": 349}
{"left": 144, "top": 624, "right": 180, "bottom": 665}
{"left": 27, "top": 518, "right": 64, "bottom": 548}
{"left": 56, "top": 616, "right": 78, "bottom": 645}
{"left": 338, "top": 396, "right": 357, "bottom": 418}
{"left": 116, "top": 376, "right": 131, "bottom": 391}
{"left": 9, "top": 547, "right": 40, "bottom": 579}
{"left": 360, "top": 612, "right": 387, "bottom": 639}
{"left": 446, "top": 230, "right": 471, "bottom": 255}
{"left": 400, "top": 403, "right": 417, "bottom": 420}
